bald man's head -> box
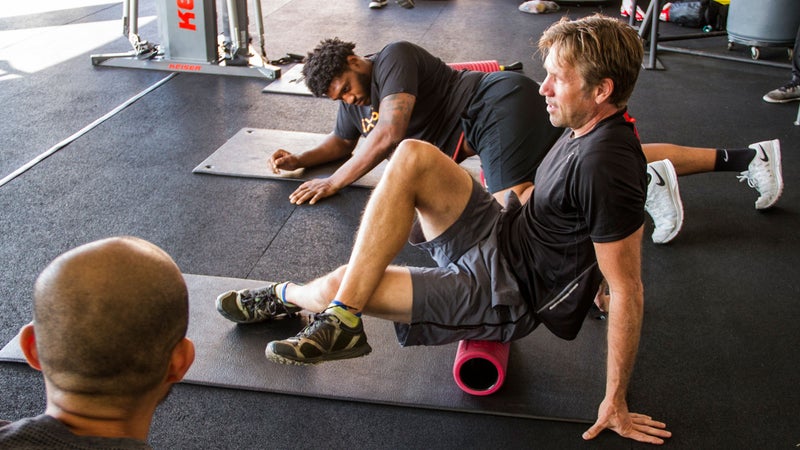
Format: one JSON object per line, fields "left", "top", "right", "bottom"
{"left": 32, "top": 237, "right": 188, "bottom": 397}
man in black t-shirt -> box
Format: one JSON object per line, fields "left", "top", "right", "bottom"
{"left": 270, "top": 38, "right": 562, "bottom": 207}
{"left": 218, "top": 15, "right": 671, "bottom": 445}
{"left": 0, "top": 237, "right": 194, "bottom": 448}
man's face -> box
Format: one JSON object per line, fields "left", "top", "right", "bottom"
{"left": 326, "top": 58, "right": 372, "bottom": 106}
{"left": 538, "top": 48, "right": 596, "bottom": 131}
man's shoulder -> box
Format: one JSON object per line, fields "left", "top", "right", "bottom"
{"left": 0, "top": 415, "right": 62, "bottom": 445}
{"left": 376, "top": 41, "right": 428, "bottom": 60}
{"left": 579, "top": 112, "right": 641, "bottom": 156}
{"left": 0, "top": 415, "right": 151, "bottom": 449}
{"left": 382, "top": 40, "right": 418, "bottom": 51}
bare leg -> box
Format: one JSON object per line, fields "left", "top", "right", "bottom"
{"left": 285, "top": 139, "right": 474, "bottom": 322}
{"left": 642, "top": 143, "right": 716, "bottom": 176}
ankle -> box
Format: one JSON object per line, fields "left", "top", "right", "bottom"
{"left": 328, "top": 300, "right": 361, "bottom": 327}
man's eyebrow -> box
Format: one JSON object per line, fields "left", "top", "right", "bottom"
{"left": 330, "top": 81, "right": 347, "bottom": 100}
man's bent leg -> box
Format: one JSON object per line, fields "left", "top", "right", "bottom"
{"left": 334, "top": 139, "right": 475, "bottom": 313}
{"left": 265, "top": 139, "right": 475, "bottom": 365}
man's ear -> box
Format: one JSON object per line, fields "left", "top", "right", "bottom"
{"left": 19, "top": 323, "right": 42, "bottom": 372}
{"left": 165, "top": 338, "right": 195, "bottom": 384}
{"left": 594, "top": 78, "right": 614, "bottom": 105}
{"left": 346, "top": 54, "right": 363, "bottom": 71}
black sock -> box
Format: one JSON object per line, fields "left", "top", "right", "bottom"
{"left": 714, "top": 148, "right": 756, "bottom": 172}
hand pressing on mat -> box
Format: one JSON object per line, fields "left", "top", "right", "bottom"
{"left": 270, "top": 149, "right": 302, "bottom": 174}
{"left": 289, "top": 177, "right": 340, "bottom": 205}
{"left": 266, "top": 132, "right": 371, "bottom": 205}
{"left": 583, "top": 398, "right": 672, "bottom": 444}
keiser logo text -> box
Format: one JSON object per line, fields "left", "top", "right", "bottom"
{"left": 177, "top": 0, "right": 196, "bottom": 31}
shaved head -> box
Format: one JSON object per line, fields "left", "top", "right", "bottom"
{"left": 32, "top": 237, "right": 188, "bottom": 398}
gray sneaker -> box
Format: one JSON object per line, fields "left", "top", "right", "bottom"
{"left": 265, "top": 308, "right": 372, "bottom": 365}
{"left": 762, "top": 80, "right": 800, "bottom": 103}
{"left": 738, "top": 139, "right": 783, "bottom": 209}
{"left": 645, "top": 159, "right": 684, "bottom": 244}
{"left": 216, "top": 283, "right": 301, "bottom": 324}
{"left": 396, "top": 0, "right": 414, "bottom": 8}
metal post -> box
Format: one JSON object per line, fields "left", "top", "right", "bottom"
{"left": 252, "top": 0, "right": 267, "bottom": 58}
{"left": 226, "top": 0, "right": 243, "bottom": 57}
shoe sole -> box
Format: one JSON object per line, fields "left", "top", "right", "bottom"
{"left": 265, "top": 343, "right": 373, "bottom": 365}
{"left": 762, "top": 95, "right": 800, "bottom": 104}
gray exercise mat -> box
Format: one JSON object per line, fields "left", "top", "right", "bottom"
{"left": 0, "top": 274, "right": 607, "bottom": 423}
{"left": 192, "top": 128, "right": 484, "bottom": 187}
{"left": 261, "top": 64, "right": 313, "bottom": 96}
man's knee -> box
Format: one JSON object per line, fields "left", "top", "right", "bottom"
{"left": 388, "top": 139, "right": 441, "bottom": 176}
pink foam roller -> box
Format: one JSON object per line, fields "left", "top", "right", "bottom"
{"left": 447, "top": 60, "right": 502, "bottom": 72}
{"left": 452, "top": 339, "right": 510, "bottom": 396}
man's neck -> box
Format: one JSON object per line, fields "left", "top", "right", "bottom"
{"left": 45, "top": 393, "right": 154, "bottom": 441}
{"left": 572, "top": 104, "right": 621, "bottom": 138}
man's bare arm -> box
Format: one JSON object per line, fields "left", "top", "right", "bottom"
{"left": 289, "top": 92, "right": 416, "bottom": 205}
{"left": 326, "top": 92, "right": 416, "bottom": 189}
{"left": 584, "top": 226, "right": 671, "bottom": 444}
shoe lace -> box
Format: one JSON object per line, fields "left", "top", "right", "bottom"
{"left": 737, "top": 166, "right": 772, "bottom": 196}
{"left": 737, "top": 170, "right": 757, "bottom": 189}
{"left": 240, "top": 287, "right": 289, "bottom": 319}
{"left": 296, "top": 311, "right": 338, "bottom": 337}
{"left": 780, "top": 79, "right": 800, "bottom": 91}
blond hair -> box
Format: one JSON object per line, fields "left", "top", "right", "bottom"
{"left": 539, "top": 14, "right": 644, "bottom": 108}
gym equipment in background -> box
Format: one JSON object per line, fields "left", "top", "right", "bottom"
{"left": 91, "top": 0, "right": 281, "bottom": 79}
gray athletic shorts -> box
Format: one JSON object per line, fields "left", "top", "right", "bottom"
{"left": 394, "top": 179, "right": 539, "bottom": 346}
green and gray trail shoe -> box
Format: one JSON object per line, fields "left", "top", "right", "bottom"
{"left": 216, "top": 283, "right": 301, "bottom": 324}
{"left": 265, "top": 308, "right": 372, "bottom": 365}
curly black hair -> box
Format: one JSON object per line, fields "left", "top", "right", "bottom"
{"left": 302, "top": 38, "right": 356, "bottom": 97}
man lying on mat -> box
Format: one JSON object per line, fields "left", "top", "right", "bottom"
{"left": 266, "top": 35, "right": 783, "bottom": 245}
{"left": 0, "top": 237, "right": 194, "bottom": 449}
{"left": 220, "top": 15, "right": 671, "bottom": 445}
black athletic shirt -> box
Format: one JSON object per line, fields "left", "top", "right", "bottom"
{"left": 499, "top": 110, "right": 647, "bottom": 340}
{"left": 333, "top": 41, "right": 484, "bottom": 156}
{"left": 0, "top": 415, "right": 151, "bottom": 449}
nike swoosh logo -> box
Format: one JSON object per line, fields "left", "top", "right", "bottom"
{"left": 653, "top": 169, "right": 666, "bottom": 186}
{"left": 722, "top": 149, "right": 729, "bottom": 162}
{"left": 758, "top": 145, "right": 769, "bottom": 162}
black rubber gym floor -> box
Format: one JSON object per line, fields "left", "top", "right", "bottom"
{"left": 1, "top": 0, "right": 798, "bottom": 448}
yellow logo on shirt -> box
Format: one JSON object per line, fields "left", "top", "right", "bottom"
{"left": 361, "top": 110, "right": 380, "bottom": 134}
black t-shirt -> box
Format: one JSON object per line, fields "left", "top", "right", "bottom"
{"left": 499, "top": 110, "right": 647, "bottom": 339}
{"left": 0, "top": 415, "right": 151, "bottom": 449}
{"left": 334, "top": 41, "right": 484, "bottom": 156}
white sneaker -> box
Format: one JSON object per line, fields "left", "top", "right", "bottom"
{"left": 646, "top": 159, "right": 684, "bottom": 244}
{"left": 762, "top": 80, "right": 800, "bottom": 103}
{"left": 738, "top": 139, "right": 783, "bottom": 209}
{"left": 369, "top": 0, "right": 387, "bottom": 8}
